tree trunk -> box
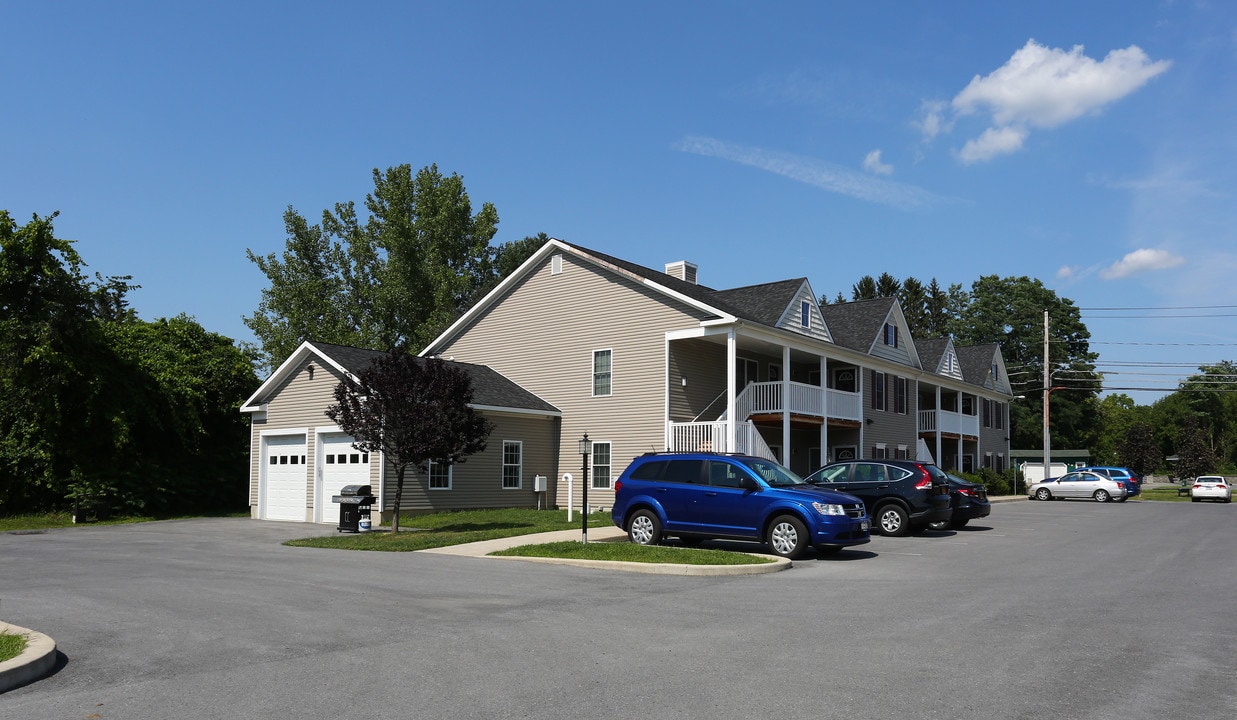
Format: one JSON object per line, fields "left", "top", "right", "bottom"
{"left": 392, "top": 465, "right": 405, "bottom": 533}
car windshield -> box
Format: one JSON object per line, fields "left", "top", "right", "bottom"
{"left": 742, "top": 458, "right": 805, "bottom": 487}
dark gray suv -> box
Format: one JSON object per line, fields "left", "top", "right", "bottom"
{"left": 804, "top": 460, "right": 952, "bottom": 536}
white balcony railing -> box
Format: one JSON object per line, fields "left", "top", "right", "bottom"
{"left": 721, "top": 381, "right": 862, "bottom": 423}
{"left": 667, "top": 421, "right": 777, "bottom": 462}
{"left": 918, "top": 409, "right": 980, "bottom": 437}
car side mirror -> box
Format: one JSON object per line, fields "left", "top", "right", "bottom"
{"left": 739, "top": 476, "right": 759, "bottom": 490}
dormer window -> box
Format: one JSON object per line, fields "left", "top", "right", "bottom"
{"left": 884, "top": 323, "right": 899, "bottom": 348}
{"left": 800, "top": 301, "right": 810, "bottom": 328}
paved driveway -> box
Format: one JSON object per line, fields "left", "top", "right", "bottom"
{"left": 2, "top": 504, "right": 1235, "bottom": 720}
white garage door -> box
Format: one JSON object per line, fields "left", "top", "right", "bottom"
{"left": 262, "top": 435, "right": 307, "bottom": 521}
{"left": 319, "top": 434, "right": 371, "bottom": 525}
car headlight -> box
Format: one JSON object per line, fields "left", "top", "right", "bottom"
{"left": 812, "top": 502, "right": 845, "bottom": 516}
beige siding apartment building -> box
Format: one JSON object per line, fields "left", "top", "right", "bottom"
{"left": 241, "top": 239, "right": 1013, "bottom": 524}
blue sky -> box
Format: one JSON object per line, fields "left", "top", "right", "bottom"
{"left": 4, "top": 1, "right": 1235, "bottom": 403}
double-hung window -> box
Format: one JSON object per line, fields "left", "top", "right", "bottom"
{"left": 592, "top": 350, "right": 612, "bottom": 397}
{"left": 591, "top": 441, "right": 612, "bottom": 489}
{"left": 871, "top": 371, "right": 886, "bottom": 411}
{"left": 427, "top": 460, "right": 451, "bottom": 490}
{"left": 894, "top": 376, "right": 907, "bottom": 414}
{"left": 502, "top": 441, "right": 522, "bottom": 489}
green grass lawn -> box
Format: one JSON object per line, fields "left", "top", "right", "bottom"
{"left": 0, "top": 510, "right": 250, "bottom": 532}
{"left": 1136, "top": 486, "right": 1192, "bottom": 502}
{"left": 491, "top": 540, "right": 774, "bottom": 565}
{"left": 0, "top": 631, "right": 27, "bottom": 663}
{"left": 284, "top": 508, "right": 614, "bottom": 551}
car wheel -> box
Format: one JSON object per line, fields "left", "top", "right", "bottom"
{"left": 1191, "top": 497, "right": 1199, "bottom": 502}
{"left": 627, "top": 510, "right": 662, "bottom": 546}
{"left": 1094, "top": 489, "right": 1111, "bottom": 503}
{"left": 1035, "top": 488, "right": 1052, "bottom": 501}
{"left": 767, "top": 515, "right": 809, "bottom": 559}
{"left": 875, "top": 504, "right": 910, "bottom": 537}
{"left": 926, "top": 519, "right": 950, "bottom": 531}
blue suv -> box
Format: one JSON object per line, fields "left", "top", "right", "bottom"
{"left": 611, "top": 452, "right": 870, "bottom": 559}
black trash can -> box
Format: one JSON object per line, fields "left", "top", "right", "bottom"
{"left": 332, "top": 484, "right": 376, "bottom": 533}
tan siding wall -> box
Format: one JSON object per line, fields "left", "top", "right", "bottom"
{"left": 667, "top": 340, "right": 727, "bottom": 421}
{"left": 436, "top": 253, "right": 710, "bottom": 508}
{"left": 249, "top": 359, "right": 380, "bottom": 521}
{"left": 381, "top": 412, "right": 559, "bottom": 517}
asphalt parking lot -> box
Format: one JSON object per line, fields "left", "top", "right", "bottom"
{"left": 2, "top": 500, "right": 1235, "bottom": 720}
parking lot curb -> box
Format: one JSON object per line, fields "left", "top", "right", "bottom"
{"left": 0, "top": 621, "right": 57, "bottom": 693}
{"left": 418, "top": 526, "right": 792, "bottom": 575}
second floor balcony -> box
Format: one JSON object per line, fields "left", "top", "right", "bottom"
{"left": 723, "top": 380, "right": 863, "bottom": 423}
{"left": 918, "top": 409, "right": 980, "bottom": 438}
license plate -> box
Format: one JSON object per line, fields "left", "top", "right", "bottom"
{"left": 861, "top": 520, "right": 870, "bottom": 532}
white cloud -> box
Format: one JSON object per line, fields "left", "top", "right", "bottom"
{"left": 1056, "top": 265, "right": 1077, "bottom": 279}
{"left": 674, "top": 135, "right": 944, "bottom": 210}
{"left": 958, "top": 126, "right": 1029, "bottom": 164}
{"left": 927, "top": 39, "right": 1171, "bottom": 162}
{"left": 918, "top": 100, "right": 950, "bottom": 142}
{"left": 953, "top": 40, "right": 1171, "bottom": 128}
{"left": 863, "top": 149, "right": 893, "bottom": 175}
{"left": 1099, "top": 248, "right": 1186, "bottom": 279}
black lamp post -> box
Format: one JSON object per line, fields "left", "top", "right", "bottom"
{"left": 578, "top": 433, "right": 590, "bottom": 544}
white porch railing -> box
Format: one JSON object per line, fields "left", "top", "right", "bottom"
{"left": 720, "top": 381, "right": 862, "bottom": 423}
{"left": 667, "top": 421, "right": 777, "bottom": 462}
{"left": 918, "top": 409, "right": 980, "bottom": 437}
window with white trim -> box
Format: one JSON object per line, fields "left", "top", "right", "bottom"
{"left": 592, "top": 349, "right": 612, "bottom": 397}
{"left": 502, "top": 441, "right": 522, "bottom": 489}
{"left": 591, "top": 441, "right": 612, "bottom": 489}
{"left": 884, "top": 323, "right": 899, "bottom": 347}
{"left": 428, "top": 460, "right": 451, "bottom": 490}
{"left": 873, "top": 443, "right": 888, "bottom": 459}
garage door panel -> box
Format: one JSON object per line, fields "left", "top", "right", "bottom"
{"left": 263, "top": 435, "right": 307, "bottom": 521}
{"left": 320, "top": 434, "right": 371, "bottom": 524}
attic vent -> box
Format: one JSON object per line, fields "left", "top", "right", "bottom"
{"left": 665, "top": 260, "right": 697, "bottom": 284}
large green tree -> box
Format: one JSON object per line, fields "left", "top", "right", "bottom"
{"left": 0, "top": 211, "right": 113, "bottom": 510}
{"left": 246, "top": 164, "right": 545, "bottom": 370}
{"left": 1, "top": 210, "right": 257, "bottom": 515}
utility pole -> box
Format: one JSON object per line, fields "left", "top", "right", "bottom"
{"left": 1042, "top": 310, "right": 1051, "bottom": 477}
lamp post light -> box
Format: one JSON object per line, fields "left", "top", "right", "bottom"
{"left": 578, "top": 433, "right": 591, "bottom": 544}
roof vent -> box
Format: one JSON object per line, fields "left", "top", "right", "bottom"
{"left": 665, "top": 261, "right": 697, "bottom": 284}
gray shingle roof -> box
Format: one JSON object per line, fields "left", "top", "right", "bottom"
{"left": 914, "top": 337, "right": 951, "bottom": 372}
{"left": 560, "top": 241, "right": 809, "bottom": 328}
{"left": 308, "top": 341, "right": 559, "bottom": 414}
{"left": 955, "top": 343, "right": 999, "bottom": 386}
{"left": 818, "top": 297, "right": 895, "bottom": 352}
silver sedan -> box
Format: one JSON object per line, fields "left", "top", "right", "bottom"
{"left": 1029, "top": 470, "right": 1127, "bottom": 503}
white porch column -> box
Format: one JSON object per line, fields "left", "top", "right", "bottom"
{"left": 934, "top": 385, "right": 943, "bottom": 468}
{"left": 726, "top": 329, "right": 736, "bottom": 452}
{"left": 820, "top": 355, "right": 828, "bottom": 465}
{"left": 781, "top": 345, "right": 791, "bottom": 464}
